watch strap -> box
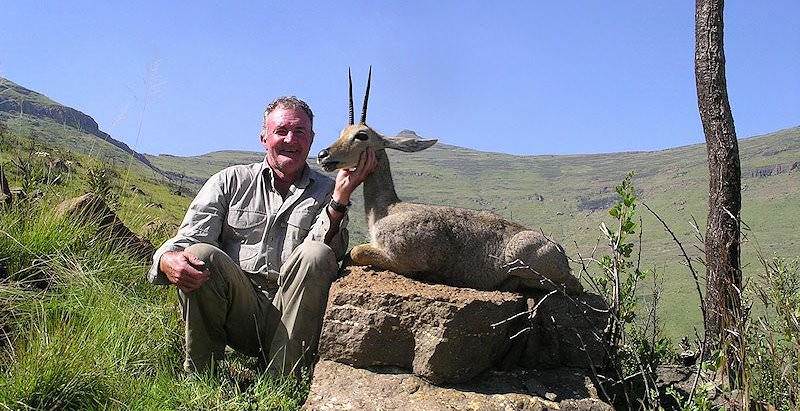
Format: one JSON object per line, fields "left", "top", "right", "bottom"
{"left": 329, "top": 198, "right": 351, "bottom": 213}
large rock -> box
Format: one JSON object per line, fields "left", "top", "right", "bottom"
{"left": 516, "top": 293, "right": 611, "bottom": 370}
{"left": 304, "top": 360, "right": 612, "bottom": 411}
{"left": 54, "top": 193, "right": 155, "bottom": 260}
{"left": 318, "top": 267, "right": 526, "bottom": 384}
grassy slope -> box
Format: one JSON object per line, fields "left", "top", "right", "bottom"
{"left": 1, "top": 112, "right": 159, "bottom": 181}
{"left": 149, "top": 126, "right": 800, "bottom": 337}
{"left": 0, "top": 78, "right": 60, "bottom": 106}
{"left": 0, "top": 130, "right": 308, "bottom": 409}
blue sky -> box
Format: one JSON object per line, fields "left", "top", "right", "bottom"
{"left": 1, "top": 1, "right": 797, "bottom": 156}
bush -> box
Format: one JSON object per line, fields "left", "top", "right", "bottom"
{"left": 578, "top": 172, "right": 675, "bottom": 408}
{"left": 747, "top": 257, "right": 800, "bottom": 409}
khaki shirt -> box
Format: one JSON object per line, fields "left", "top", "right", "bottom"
{"left": 147, "top": 160, "right": 348, "bottom": 284}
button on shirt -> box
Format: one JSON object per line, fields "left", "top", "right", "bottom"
{"left": 147, "top": 160, "right": 348, "bottom": 284}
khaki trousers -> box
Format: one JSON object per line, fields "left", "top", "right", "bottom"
{"left": 178, "top": 241, "right": 337, "bottom": 375}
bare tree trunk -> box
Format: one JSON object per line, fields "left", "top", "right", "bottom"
{"left": 694, "top": 0, "right": 743, "bottom": 386}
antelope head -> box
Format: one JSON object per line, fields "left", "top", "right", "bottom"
{"left": 317, "top": 67, "right": 437, "bottom": 172}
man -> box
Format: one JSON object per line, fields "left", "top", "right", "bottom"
{"left": 148, "top": 96, "right": 376, "bottom": 374}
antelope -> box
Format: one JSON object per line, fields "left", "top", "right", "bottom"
{"left": 317, "top": 68, "right": 583, "bottom": 294}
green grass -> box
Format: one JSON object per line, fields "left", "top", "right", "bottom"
{"left": 1, "top": 77, "right": 61, "bottom": 107}
{"left": 0, "top": 142, "right": 309, "bottom": 409}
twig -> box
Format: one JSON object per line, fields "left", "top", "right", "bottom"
{"left": 576, "top": 331, "right": 613, "bottom": 402}
{"left": 491, "top": 289, "right": 557, "bottom": 331}
{"left": 641, "top": 202, "right": 707, "bottom": 324}
{"left": 573, "top": 242, "right": 605, "bottom": 296}
{"left": 688, "top": 326, "right": 707, "bottom": 405}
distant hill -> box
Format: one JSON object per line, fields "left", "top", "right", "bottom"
{"left": 2, "top": 75, "right": 798, "bottom": 337}
{"left": 0, "top": 77, "right": 157, "bottom": 174}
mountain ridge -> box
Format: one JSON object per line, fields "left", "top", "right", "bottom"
{"left": 0, "top": 76, "right": 155, "bottom": 171}
{"left": 163, "top": 124, "right": 800, "bottom": 162}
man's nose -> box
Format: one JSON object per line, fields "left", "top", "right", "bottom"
{"left": 282, "top": 131, "right": 297, "bottom": 143}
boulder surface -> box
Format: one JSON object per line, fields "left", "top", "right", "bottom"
{"left": 304, "top": 360, "right": 613, "bottom": 411}
{"left": 313, "top": 266, "right": 613, "bottom": 409}
{"left": 318, "top": 266, "right": 526, "bottom": 384}
{"left": 516, "top": 292, "right": 611, "bottom": 370}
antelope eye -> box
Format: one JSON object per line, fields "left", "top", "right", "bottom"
{"left": 353, "top": 132, "right": 369, "bottom": 141}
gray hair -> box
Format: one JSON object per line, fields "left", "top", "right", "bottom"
{"left": 264, "top": 96, "right": 314, "bottom": 126}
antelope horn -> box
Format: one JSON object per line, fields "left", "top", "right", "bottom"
{"left": 360, "top": 65, "right": 372, "bottom": 124}
{"left": 348, "top": 67, "right": 354, "bottom": 125}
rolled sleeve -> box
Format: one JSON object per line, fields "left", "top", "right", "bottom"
{"left": 307, "top": 205, "right": 349, "bottom": 261}
{"left": 147, "top": 171, "right": 229, "bottom": 285}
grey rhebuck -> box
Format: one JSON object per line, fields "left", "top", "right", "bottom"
{"left": 317, "top": 68, "right": 583, "bottom": 293}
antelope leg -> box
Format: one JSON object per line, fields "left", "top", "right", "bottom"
{"left": 350, "top": 243, "right": 405, "bottom": 273}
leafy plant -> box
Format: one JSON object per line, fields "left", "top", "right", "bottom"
{"left": 746, "top": 257, "right": 800, "bottom": 409}
{"left": 577, "top": 172, "right": 675, "bottom": 408}
{"left": 85, "top": 163, "right": 119, "bottom": 206}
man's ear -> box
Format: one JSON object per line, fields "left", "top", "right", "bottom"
{"left": 259, "top": 129, "right": 269, "bottom": 150}
{"left": 383, "top": 137, "right": 438, "bottom": 153}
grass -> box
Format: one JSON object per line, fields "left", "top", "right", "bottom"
{"left": 0, "top": 143, "right": 310, "bottom": 409}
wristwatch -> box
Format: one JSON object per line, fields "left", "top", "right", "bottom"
{"left": 328, "top": 198, "right": 351, "bottom": 213}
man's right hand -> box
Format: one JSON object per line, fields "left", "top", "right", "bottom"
{"left": 159, "top": 250, "right": 210, "bottom": 293}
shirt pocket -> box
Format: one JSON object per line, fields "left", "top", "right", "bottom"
{"left": 226, "top": 209, "right": 267, "bottom": 268}
{"left": 281, "top": 210, "right": 317, "bottom": 262}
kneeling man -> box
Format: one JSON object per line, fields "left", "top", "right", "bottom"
{"left": 148, "top": 96, "right": 376, "bottom": 374}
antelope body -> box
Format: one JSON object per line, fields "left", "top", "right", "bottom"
{"left": 318, "top": 69, "right": 582, "bottom": 293}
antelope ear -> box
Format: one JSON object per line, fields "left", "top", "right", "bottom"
{"left": 382, "top": 137, "right": 437, "bottom": 152}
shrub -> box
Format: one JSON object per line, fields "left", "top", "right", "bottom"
{"left": 747, "top": 257, "right": 800, "bottom": 409}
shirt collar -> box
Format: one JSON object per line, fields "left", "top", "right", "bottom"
{"left": 261, "top": 157, "right": 312, "bottom": 192}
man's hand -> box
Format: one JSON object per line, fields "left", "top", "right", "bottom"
{"left": 324, "top": 148, "right": 377, "bottom": 244}
{"left": 159, "top": 250, "right": 210, "bottom": 293}
{"left": 332, "top": 148, "right": 378, "bottom": 205}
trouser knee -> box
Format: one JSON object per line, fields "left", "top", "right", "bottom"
{"left": 182, "top": 243, "right": 234, "bottom": 295}
{"left": 185, "top": 243, "right": 225, "bottom": 266}
{"left": 298, "top": 241, "right": 337, "bottom": 280}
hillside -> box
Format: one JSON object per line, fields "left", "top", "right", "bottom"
{"left": 0, "top": 77, "right": 159, "bottom": 177}
{"left": 150, "top": 127, "right": 800, "bottom": 336}
{"left": 2, "top": 75, "right": 798, "bottom": 337}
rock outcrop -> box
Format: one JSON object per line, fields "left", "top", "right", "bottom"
{"left": 516, "top": 293, "right": 611, "bottom": 370}
{"left": 304, "top": 360, "right": 612, "bottom": 411}
{"left": 308, "top": 265, "right": 613, "bottom": 409}
{"left": 319, "top": 267, "right": 525, "bottom": 384}
{"left": 54, "top": 193, "right": 155, "bottom": 260}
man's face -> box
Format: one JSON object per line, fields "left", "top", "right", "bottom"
{"left": 261, "top": 106, "right": 314, "bottom": 179}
